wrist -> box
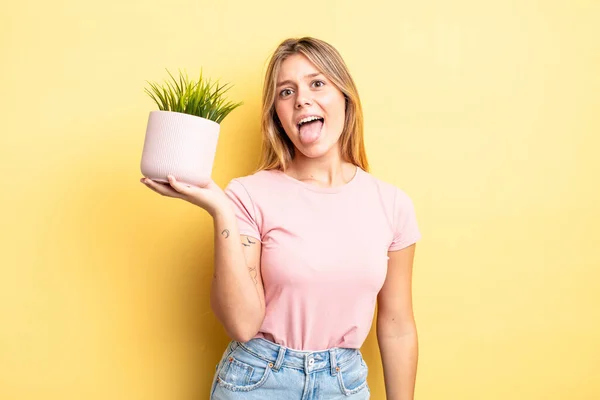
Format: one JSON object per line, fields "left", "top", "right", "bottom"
{"left": 210, "top": 201, "right": 235, "bottom": 220}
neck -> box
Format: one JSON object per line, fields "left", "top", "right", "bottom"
{"left": 286, "top": 147, "right": 356, "bottom": 188}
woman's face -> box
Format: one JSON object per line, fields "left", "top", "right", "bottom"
{"left": 274, "top": 53, "right": 346, "bottom": 160}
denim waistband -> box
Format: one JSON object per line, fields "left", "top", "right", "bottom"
{"left": 234, "top": 337, "right": 360, "bottom": 374}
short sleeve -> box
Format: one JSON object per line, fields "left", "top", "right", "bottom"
{"left": 224, "top": 179, "right": 262, "bottom": 241}
{"left": 388, "top": 189, "right": 422, "bottom": 251}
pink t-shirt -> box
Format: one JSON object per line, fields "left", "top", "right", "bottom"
{"left": 224, "top": 167, "right": 421, "bottom": 351}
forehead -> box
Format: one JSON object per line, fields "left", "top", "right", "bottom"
{"left": 277, "top": 53, "right": 321, "bottom": 80}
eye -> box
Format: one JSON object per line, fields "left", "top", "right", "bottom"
{"left": 279, "top": 88, "right": 294, "bottom": 98}
{"left": 312, "top": 80, "right": 325, "bottom": 88}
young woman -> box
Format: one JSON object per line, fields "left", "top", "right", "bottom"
{"left": 142, "top": 37, "right": 421, "bottom": 400}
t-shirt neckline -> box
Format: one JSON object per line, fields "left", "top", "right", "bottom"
{"left": 273, "top": 166, "right": 362, "bottom": 194}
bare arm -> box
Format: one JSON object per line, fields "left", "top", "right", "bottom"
{"left": 140, "top": 176, "right": 265, "bottom": 342}
{"left": 210, "top": 209, "right": 265, "bottom": 342}
{"left": 377, "top": 244, "right": 418, "bottom": 400}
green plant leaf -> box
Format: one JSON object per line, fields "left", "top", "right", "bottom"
{"left": 144, "top": 68, "right": 243, "bottom": 122}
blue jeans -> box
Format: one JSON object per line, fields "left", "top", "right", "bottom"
{"left": 210, "top": 337, "right": 370, "bottom": 399}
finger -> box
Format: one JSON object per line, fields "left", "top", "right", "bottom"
{"left": 143, "top": 178, "right": 182, "bottom": 198}
{"left": 167, "top": 175, "right": 194, "bottom": 195}
{"left": 141, "top": 178, "right": 162, "bottom": 195}
{"left": 141, "top": 178, "right": 159, "bottom": 194}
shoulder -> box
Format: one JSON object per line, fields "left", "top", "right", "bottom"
{"left": 361, "top": 171, "right": 421, "bottom": 247}
{"left": 358, "top": 170, "right": 418, "bottom": 234}
{"left": 226, "top": 169, "right": 280, "bottom": 191}
{"left": 358, "top": 169, "right": 413, "bottom": 204}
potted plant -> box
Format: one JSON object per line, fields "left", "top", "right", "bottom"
{"left": 140, "top": 69, "right": 242, "bottom": 186}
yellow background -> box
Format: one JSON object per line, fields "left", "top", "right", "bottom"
{"left": 1, "top": 0, "right": 599, "bottom": 399}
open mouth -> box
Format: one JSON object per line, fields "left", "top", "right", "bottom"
{"left": 297, "top": 116, "right": 324, "bottom": 130}
{"left": 296, "top": 115, "right": 325, "bottom": 145}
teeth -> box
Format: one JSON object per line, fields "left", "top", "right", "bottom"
{"left": 298, "top": 116, "right": 322, "bottom": 126}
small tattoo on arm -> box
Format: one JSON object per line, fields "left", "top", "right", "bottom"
{"left": 221, "top": 229, "right": 230, "bottom": 238}
{"left": 242, "top": 237, "right": 255, "bottom": 247}
{"left": 248, "top": 266, "right": 258, "bottom": 284}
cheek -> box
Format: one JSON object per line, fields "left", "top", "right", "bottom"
{"left": 274, "top": 103, "right": 283, "bottom": 122}
{"left": 326, "top": 95, "right": 346, "bottom": 128}
{"left": 323, "top": 89, "right": 345, "bottom": 111}
{"left": 274, "top": 105, "right": 296, "bottom": 139}
{"left": 275, "top": 103, "right": 292, "bottom": 126}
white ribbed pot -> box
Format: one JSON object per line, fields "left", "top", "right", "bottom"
{"left": 140, "top": 111, "right": 220, "bottom": 186}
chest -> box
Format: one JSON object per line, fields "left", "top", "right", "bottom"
{"left": 259, "top": 195, "right": 392, "bottom": 292}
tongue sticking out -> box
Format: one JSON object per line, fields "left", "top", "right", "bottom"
{"left": 298, "top": 120, "right": 323, "bottom": 145}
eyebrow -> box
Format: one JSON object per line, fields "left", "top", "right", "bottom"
{"left": 276, "top": 72, "right": 323, "bottom": 88}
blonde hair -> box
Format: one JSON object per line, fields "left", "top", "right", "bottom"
{"left": 257, "top": 37, "right": 369, "bottom": 172}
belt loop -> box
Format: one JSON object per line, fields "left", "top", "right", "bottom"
{"left": 272, "top": 346, "right": 286, "bottom": 372}
{"left": 329, "top": 349, "right": 338, "bottom": 376}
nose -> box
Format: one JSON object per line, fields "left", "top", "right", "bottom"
{"left": 295, "top": 88, "right": 312, "bottom": 109}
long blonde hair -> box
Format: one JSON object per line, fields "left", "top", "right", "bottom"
{"left": 257, "top": 37, "right": 369, "bottom": 172}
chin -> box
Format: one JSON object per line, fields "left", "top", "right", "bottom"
{"left": 295, "top": 140, "right": 339, "bottom": 159}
